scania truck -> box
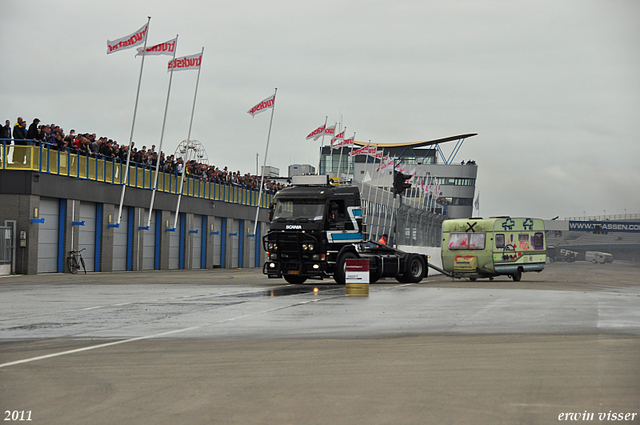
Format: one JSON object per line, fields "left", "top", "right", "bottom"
{"left": 262, "top": 175, "right": 428, "bottom": 284}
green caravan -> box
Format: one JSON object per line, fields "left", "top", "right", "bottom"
{"left": 441, "top": 217, "right": 546, "bottom": 281}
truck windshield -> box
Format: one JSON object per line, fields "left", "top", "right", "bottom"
{"left": 273, "top": 200, "right": 325, "bottom": 221}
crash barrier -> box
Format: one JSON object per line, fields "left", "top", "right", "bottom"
{"left": 0, "top": 141, "right": 274, "bottom": 208}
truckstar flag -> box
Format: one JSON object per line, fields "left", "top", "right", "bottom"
{"left": 167, "top": 52, "right": 202, "bottom": 72}
{"left": 247, "top": 94, "right": 276, "bottom": 116}
{"left": 323, "top": 125, "right": 336, "bottom": 137}
{"left": 107, "top": 23, "right": 149, "bottom": 54}
{"left": 306, "top": 124, "right": 326, "bottom": 140}
{"left": 136, "top": 37, "right": 177, "bottom": 56}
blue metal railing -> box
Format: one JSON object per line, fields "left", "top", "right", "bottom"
{"left": 0, "top": 139, "right": 274, "bottom": 208}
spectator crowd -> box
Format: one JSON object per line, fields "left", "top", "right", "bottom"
{"left": 1, "top": 116, "right": 288, "bottom": 194}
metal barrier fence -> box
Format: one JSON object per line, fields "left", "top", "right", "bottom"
{"left": 0, "top": 142, "right": 274, "bottom": 208}
{"left": 354, "top": 181, "right": 444, "bottom": 247}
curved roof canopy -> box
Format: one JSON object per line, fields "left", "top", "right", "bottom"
{"left": 353, "top": 133, "right": 477, "bottom": 148}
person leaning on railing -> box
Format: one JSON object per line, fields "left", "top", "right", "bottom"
{"left": 3, "top": 116, "right": 279, "bottom": 196}
{"left": 1, "top": 120, "right": 11, "bottom": 140}
{"left": 26, "top": 118, "right": 40, "bottom": 143}
{"left": 12, "top": 117, "right": 27, "bottom": 145}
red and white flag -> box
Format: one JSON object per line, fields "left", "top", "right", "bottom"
{"left": 324, "top": 125, "right": 336, "bottom": 136}
{"left": 331, "top": 130, "right": 345, "bottom": 148}
{"left": 365, "top": 146, "right": 378, "bottom": 157}
{"left": 334, "top": 133, "right": 355, "bottom": 149}
{"left": 247, "top": 94, "right": 276, "bottom": 117}
{"left": 136, "top": 37, "right": 177, "bottom": 56}
{"left": 168, "top": 52, "right": 203, "bottom": 72}
{"left": 343, "top": 133, "right": 355, "bottom": 146}
{"left": 306, "top": 124, "right": 326, "bottom": 140}
{"left": 349, "top": 144, "right": 369, "bottom": 156}
{"left": 377, "top": 154, "right": 393, "bottom": 172}
{"left": 107, "top": 23, "right": 149, "bottom": 54}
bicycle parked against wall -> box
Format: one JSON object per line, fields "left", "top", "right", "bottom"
{"left": 68, "top": 248, "right": 87, "bottom": 274}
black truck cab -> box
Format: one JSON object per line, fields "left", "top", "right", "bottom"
{"left": 263, "top": 175, "right": 428, "bottom": 285}
{"left": 263, "top": 177, "right": 363, "bottom": 284}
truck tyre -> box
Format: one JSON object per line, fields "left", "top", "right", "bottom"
{"left": 402, "top": 254, "right": 426, "bottom": 283}
{"left": 334, "top": 252, "right": 357, "bottom": 285}
{"left": 284, "top": 275, "right": 308, "bottom": 284}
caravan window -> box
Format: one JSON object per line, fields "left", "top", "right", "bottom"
{"left": 496, "top": 234, "right": 505, "bottom": 248}
{"left": 533, "top": 232, "right": 544, "bottom": 249}
{"left": 448, "top": 232, "right": 486, "bottom": 250}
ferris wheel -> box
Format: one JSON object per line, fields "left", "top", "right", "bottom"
{"left": 173, "top": 139, "right": 209, "bottom": 164}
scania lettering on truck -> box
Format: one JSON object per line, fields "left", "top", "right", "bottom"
{"left": 262, "top": 175, "right": 428, "bottom": 284}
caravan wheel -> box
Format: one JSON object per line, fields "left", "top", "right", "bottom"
{"left": 512, "top": 270, "right": 522, "bottom": 282}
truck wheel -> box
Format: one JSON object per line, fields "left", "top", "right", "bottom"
{"left": 334, "top": 252, "right": 357, "bottom": 285}
{"left": 284, "top": 275, "right": 307, "bottom": 284}
{"left": 403, "top": 254, "right": 426, "bottom": 283}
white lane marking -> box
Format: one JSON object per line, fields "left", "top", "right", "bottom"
{"left": 0, "top": 285, "right": 296, "bottom": 322}
{"left": 0, "top": 326, "right": 200, "bottom": 369}
{"left": 0, "top": 294, "right": 337, "bottom": 369}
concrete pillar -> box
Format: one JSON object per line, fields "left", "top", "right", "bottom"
{"left": 64, "top": 199, "right": 80, "bottom": 273}
{"left": 225, "top": 218, "right": 234, "bottom": 269}
{"left": 243, "top": 220, "right": 252, "bottom": 268}
{"left": 159, "top": 210, "right": 172, "bottom": 270}
{"left": 183, "top": 213, "right": 194, "bottom": 270}
{"left": 9, "top": 194, "right": 40, "bottom": 275}
{"left": 100, "top": 203, "right": 115, "bottom": 273}
{"left": 131, "top": 207, "right": 144, "bottom": 271}
{"left": 205, "top": 215, "right": 215, "bottom": 269}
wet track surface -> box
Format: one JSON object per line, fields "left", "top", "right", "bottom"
{"left": 1, "top": 262, "right": 639, "bottom": 424}
{"left": 1, "top": 264, "right": 639, "bottom": 342}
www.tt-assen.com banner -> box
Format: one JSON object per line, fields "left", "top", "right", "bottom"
{"left": 569, "top": 221, "right": 640, "bottom": 233}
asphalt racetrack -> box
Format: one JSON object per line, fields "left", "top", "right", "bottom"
{"left": 1, "top": 261, "right": 639, "bottom": 424}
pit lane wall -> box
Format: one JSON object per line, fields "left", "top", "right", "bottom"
{"left": 0, "top": 170, "right": 269, "bottom": 275}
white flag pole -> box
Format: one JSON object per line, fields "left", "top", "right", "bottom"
{"left": 253, "top": 88, "right": 278, "bottom": 236}
{"left": 345, "top": 132, "right": 355, "bottom": 181}
{"left": 117, "top": 16, "right": 151, "bottom": 226}
{"left": 147, "top": 34, "right": 179, "bottom": 229}
{"left": 173, "top": 47, "right": 205, "bottom": 230}
{"left": 372, "top": 150, "right": 385, "bottom": 242}
{"left": 317, "top": 116, "right": 328, "bottom": 173}
{"left": 328, "top": 122, "right": 337, "bottom": 176}
{"left": 366, "top": 148, "right": 377, "bottom": 233}
{"left": 336, "top": 126, "right": 346, "bottom": 180}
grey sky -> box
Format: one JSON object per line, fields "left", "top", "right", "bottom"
{"left": 2, "top": 0, "right": 638, "bottom": 220}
